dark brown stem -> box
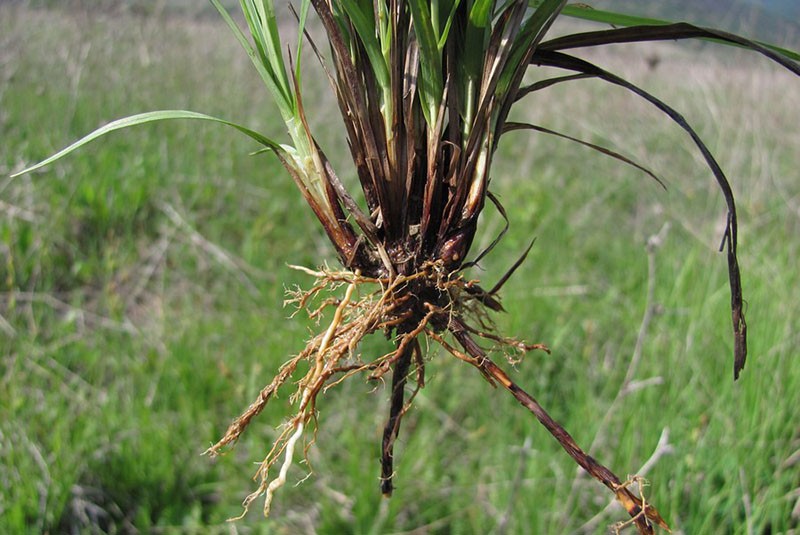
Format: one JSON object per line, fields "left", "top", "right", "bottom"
{"left": 448, "top": 317, "right": 668, "bottom": 534}
{"left": 380, "top": 337, "right": 415, "bottom": 496}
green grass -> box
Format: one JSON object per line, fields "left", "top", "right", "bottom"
{"left": 2, "top": 4, "right": 799, "bottom": 534}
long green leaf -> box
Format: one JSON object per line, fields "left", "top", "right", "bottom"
{"left": 460, "top": 0, "right": 493, "bottom": 130}
{"left": 243, "top": 0, "right": 294, "bottom": 108}
{"left": 500, "top": 0, "right": 566, "bottom": 93}
{"left": 210, "top": 0, "right": 295, "bottom": 121}
{"left": 558, "top": 4, "right": 800, "bottom": 62}
{"left": 541, "top": 23, "right": 800, "bottom": 69}
{"left": 294, "top": 0, "right": 312, "bottom": 85}
{"left": 437, "top": 0, "right": 463, "bottom": 50}
{"left": 11, "top": 111, "right": 282, "bottom": 178}
{"left": 503, "top": 121, "right": 666, "bottom": 188}
{"left": 339, "top": 1, "right": 391, "bottom": 89}
{"left": 408, "top": 0, "right": 444, "bottom": 125}
{"left": 560, "top": 4, "right": 666, "bottom": 26}
{"left": 465, "top": 0, "right": 493, "bottom": 65}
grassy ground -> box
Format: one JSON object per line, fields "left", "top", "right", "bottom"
{"left": 2, "top": 5, "right": 799, "bottom": 534}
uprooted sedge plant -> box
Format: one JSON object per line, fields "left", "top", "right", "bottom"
{"left": 13, "top": 1, "right": 800, "bottom": 532}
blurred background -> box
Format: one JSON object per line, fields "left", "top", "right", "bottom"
{"left": 1, "top": 1, "right": 799, "bottom": 533}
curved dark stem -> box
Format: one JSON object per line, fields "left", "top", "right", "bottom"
{"left": 380, "top": 337, "right": 417, "bottom": 496}
{"left": 447, "top": 316, "right": 668, "bottom": 534}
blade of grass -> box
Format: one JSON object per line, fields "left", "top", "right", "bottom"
{"left": 493, "top": 0, "right": 567, "bottom": 136}
{"left": 407, "top": 0, "right": 444, "bottom": 125}
{"left": 540, "top": 23, "right": 800, "bottom": 69}
{"left": 461, "top": 0, "right": 494, "bottom": 124}
{"left": 11, "top": 110, "right": 283, "bottom": 178}
{"left": 500, "top": 0, "right": 566, "bottom": 91}
{"left": 559, "top": 0, "right": 800, "bottom": 59}
{"left": 210, "top": 0, "right": 294, "bottom": 121}
{"left": 337, "top": 0, "right": 395, "bottom": 149}
{"left": 555, "top": 5, "right": 800, "bottom": 62}
{"left": 339, "top": 1, "right": 391, "bottom": 90}
{"left": 436, "top": 0, "right": 463, "bottom": 51}
{"left": 294, "top": 0, "right": 312, "bottom": 85}
{"left": 502, "top": 121, "right": 666, "bottom": 188}
{"left": 559, "top": 4, "right": 668, "bottom": 27}
{"left": 241, "top": 0, "right": 295, "bottom": 111}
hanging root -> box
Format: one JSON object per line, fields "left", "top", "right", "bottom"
{"left": 205, "top": 262, "right": 668, "bottom": 532}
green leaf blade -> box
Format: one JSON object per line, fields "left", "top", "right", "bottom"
{"left": 11, "top": 110, "right": 282, "bottom": 178}
{"left": 339, "top": 1, "right": 391, "bottom": 89}
{"left": 557, "top": 4, "right": 800, "bottom": 62}
{"left": 408, "top": 0, "right": 445, "bottom": 125}
{"left": 496, "top": 0, "right": 566, "bottom": 97}
{"left": 560, "top": 5, "right": 668, "bottom": 27}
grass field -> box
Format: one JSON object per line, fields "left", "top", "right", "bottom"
{"left": 2, "top": 4, "right": 799, "bottom": 534}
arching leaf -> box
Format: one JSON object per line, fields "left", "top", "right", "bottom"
{"left": 12, "top": 110, "right": 282, "bottom": 178}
